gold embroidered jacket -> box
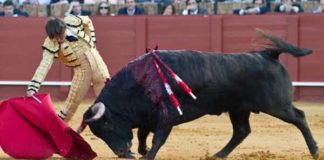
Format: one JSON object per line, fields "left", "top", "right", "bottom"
{"left": 27, "top": 15, "right": 108, "bottom": 93}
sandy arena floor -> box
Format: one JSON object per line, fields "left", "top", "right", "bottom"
{"left": 1, "top": 100, "right": 323, "bottom": 160}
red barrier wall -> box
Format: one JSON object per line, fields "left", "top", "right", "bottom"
{"left": 1, "top": 14, "right": 324, "bottom": 100}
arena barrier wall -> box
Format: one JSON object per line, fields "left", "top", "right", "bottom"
{"left": 1, "top": 14, "right": 324, "bottom": 100}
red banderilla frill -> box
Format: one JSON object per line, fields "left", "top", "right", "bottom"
{"left": 151, "top": 50, "right": 196, "bottom": 115}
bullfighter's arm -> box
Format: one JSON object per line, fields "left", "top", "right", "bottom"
{"left": 27, "top": 38, "right": 58, "bottom": 94}
{"left": 81, "top": 16, "right": 110, "bottom": 79}
{"left": 64, "top": 15, "right": 110, "bottom": 79}
{"left": 80, "top": 16, "right": 96, "bottom": 44}
{"left": 64, "top": 15, "right": 95, "bottom": 48}
{"left": 80, "top": 16, "right": 110, "bottom": 79}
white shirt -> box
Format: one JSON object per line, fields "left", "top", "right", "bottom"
{"left": 182, "top": 8, "right": 198, "bottom": 15}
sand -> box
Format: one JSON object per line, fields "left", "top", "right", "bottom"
{"left": 1, "top": 100, "right": 323, "bottom": 160}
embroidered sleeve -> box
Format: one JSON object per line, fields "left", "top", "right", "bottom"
{"left": 27, "top": 50, "right": 55, "bottom": 93}
{"left": 42, "top": 37, "right": 60, "bottom": 54}
{"left": 67, "top": 26, "right": 95, "bottom": 48}
{"left": 64, "top": 15, "right": 96, "bottom": 48}
{"left": 80, "top": 16, "right": 96, "bottom": 43}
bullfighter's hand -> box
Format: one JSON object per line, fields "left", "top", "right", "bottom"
{"left": 57, "top": 111, "right": 66, "bottom": 121}
{"left": 26, "top": 90, "right": 35, "bottom": 97}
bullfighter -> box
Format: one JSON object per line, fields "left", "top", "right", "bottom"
{"left": 27, "top": 15, "right": 110, "bottom": 123}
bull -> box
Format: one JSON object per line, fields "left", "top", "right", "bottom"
{"left": 81, "top": 29, "right": 319, "bottom": 160}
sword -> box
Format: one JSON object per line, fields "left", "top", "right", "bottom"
{"left": 31, "top": 95, "right": 42, "bottom": 104}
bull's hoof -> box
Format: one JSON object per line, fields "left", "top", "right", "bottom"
{"left": 212, "top": 155, "right": 227, "bottom": 160}
{"left": 212, "top": 153, "right": 227, "bottom": 160}
{"left": 139, "top": 155, "right": 155, "bottom": 160}
{"left": 138, "top": 147, "right": 150, "bottom": 156}
{"left": 129, "top": 150, "right": 135, "bottom": 155}
{"left": 139, "top": 155, "right": 150, "bottom": 160}
{"left": 312, "top": 150, "right": 320, "bottom": 160}
{"left": 118, "top": 151, "right": 135, "bottom": 159}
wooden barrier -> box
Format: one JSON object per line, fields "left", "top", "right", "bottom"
{"left": 0, "top": 14, "right": 324, "bottom": 100}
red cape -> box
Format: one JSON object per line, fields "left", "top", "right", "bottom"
{"left": 0, "top": 93, "right": 97, "bottom": 159}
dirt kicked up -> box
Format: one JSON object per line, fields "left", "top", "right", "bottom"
{"left": 1, "top": 100, "right": 324, "bottom": 160}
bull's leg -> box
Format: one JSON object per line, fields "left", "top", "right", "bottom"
{"left": 138, "top": 125, "right": 150, "bottom": 155}
{"left": 266, "top": 104, "right": 319, "bottom": 159}
{"left": 214, "top": 111, "right": 251, "bottom": 158}
{"left": 141, "top": 126, "right": 172, "bottom": 160}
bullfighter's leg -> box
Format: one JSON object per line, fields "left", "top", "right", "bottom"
{"left": 87, "top": 49, "right": 110, "bottom": 96}
{"left": 138, "top": 125, "right": 150, "bottom": 155}
{"left": 141, "top": 126, "right": 172, "bottom": 160}
{"left": 91, "top": 64, "right": 107, "bottom": 96}
{"left": 59, "top": 64, "right": 92, "bottom": 123}
{"left": 266, "top": 104, "right": 319, "bottom": 159}
{"left": 214, "top": 111, "right": 251, "bottom": 158}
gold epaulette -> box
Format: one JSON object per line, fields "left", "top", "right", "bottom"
{"left": 64, "top": 15, "right": 82, "bottom": 28}
{"left": 42, "top": 37, "right": 60, "bottom": 54}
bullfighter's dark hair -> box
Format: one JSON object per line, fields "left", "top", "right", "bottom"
{"left": 45, "top": 17, "right": 66, "bottom": 39}
{"left": 256, "top": 28, "right": 312, "bottom": 58}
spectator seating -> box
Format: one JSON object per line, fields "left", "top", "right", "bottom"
{"left": 300, "top": 1, "right": 317, "bottom": 12}
{"left": 23, "top": 4, "right": 48, "bottom": 16}
{"left": 20, "top": 1, "right": 319, "bottom": 17}
{"left": 269, "top": 1, "right": 317, "bottom": 12}
{"left": 138, "top": 2, "right": 158, "bottom": 15}
{"left": 217, "top": 2, "right": 251, "bottom": 14}
{"left": 174, "top": 2, "right": 186, "bottom": 14}
{"left": 109, "top": 4, "right": 124, "bottom": 15}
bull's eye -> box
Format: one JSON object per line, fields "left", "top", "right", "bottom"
{"left": 102, "top": 121, "right": 110, "bottom": 130}
{"left": 102, "top": 121, "right": 114, "bottom": 131}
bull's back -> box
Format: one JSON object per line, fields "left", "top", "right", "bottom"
{"left": 157, "top": 50, "right": 293, "bottom": 115}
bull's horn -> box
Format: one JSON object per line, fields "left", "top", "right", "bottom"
{"left": 85, "top": 102, "right": 106, "bottom": 123}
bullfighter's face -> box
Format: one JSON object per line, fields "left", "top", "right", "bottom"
{"left": 54, "top": 31, "right": 66, "bottom": 43}
{"left": 84, "top": 102, "right": 133, "bottom": 158}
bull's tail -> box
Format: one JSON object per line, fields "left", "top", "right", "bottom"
{"left": 256, "top": 28, "right": 312, "bottom": 59}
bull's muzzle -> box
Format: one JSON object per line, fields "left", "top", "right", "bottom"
{"left": 114, "top": 142, "right": 134, "bottom": 159}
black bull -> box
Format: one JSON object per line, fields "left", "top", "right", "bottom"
{"left": 82, "top": 30, "right": 319, "bottom": 160}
